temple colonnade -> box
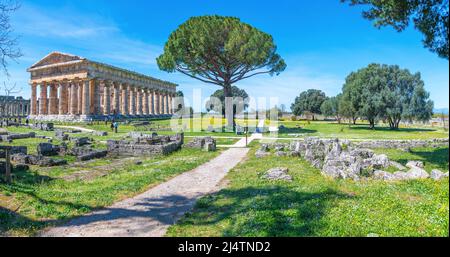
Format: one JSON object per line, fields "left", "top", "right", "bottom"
{"left": 27, "top": 52, "right": 177, "bottom": 121}
{"left": 29, "top": 79, "right": 176, "bottom": 117}
{"left": 0, "top": 96, "right": 30, "bottom": 118}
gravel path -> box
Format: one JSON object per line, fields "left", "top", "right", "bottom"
{"left": 55, "top": 125, "right": 96, "bottom": 133}
{"left": 41, "top": 147, "right": 249, "bottom": 237}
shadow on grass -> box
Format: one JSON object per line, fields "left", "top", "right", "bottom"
{"left": 1, "top": 183, "right": 354, "bottom": 236}
{"left": 396, "top": 148, "right": 449, "bottom": 170}
{"left": 0, "top": 206, "right": 47, "bottom": 236}
{"left": 0, "top": 186, "right": 91, "bottom": 236}
{"left": 0, "top": 170, "right": 91, "bottom": 235}
{"left": 178, "top": 186, "right": 354, "bottom": 236}
{"left": 278, "top": 127, "right": 317, "bottom": 135}
{"left": 349, "top": 126, "right": 436, "bottom": 133}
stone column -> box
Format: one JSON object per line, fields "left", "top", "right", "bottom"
{"left": 129, "top": 85, "right": 136, "bottom": 115}
{"left": 48, "top": 83, "right": 58, "bottom": 115}
{"left": 39, "top": 82, "right": 48, "bottom": 115}
{"left": 165, "top": 93, "right": 169, "bottom": 114}
{"left": 30, "top": 83, "right": 37, "bottom": 115}
{"left": 89, "top": 79, "right": 100, "bottom": 115}
{"left": 82, "top": 80, "right": 91, "bottom": 115}
{"left": 143, "top": 89, "right": 150, "bottom": 115}
{"left": 154, "top": 90, "right": 160, "bottom": 115}
{"left": 150, "top": 90, "right": 155, "bottom": 115}
{"left": 58, "top": 82, "right": 67, "bottom": 115}
{"left": 137, "top": 88, "right": 143, "bottom": 115}
{"left": 121, "top": 83, "right": 129, "bottom": 115}
{"left": 77, "top": 82, "right": 82, "bottom": 115}
{"left": 159, "top": 91, "right": 164, "bottom": 115}
{"left": 63, "top": 82, "right": 69, "bottom": 114}
{"left": 103, "top": 81, "right": 111, "bottom": 115}
{"left": 113, "top": 82, "right": 120, "bottom": 115}
{"left": 70, "top": 83, "right": 78, "bottom": 115}
{"left": 169, "top": 93, "right": 173, "bottom": 114}
{"left": 95, "top": 80, "right": 101, "bottom": 115}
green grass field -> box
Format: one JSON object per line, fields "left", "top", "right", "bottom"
{"left": 1, "top": 118, "right": 449, "bottom": 236}
{"left": 0, "top": 146, "right": 220, "bottom": 236}
{"left": 274, "top": 120, "right": 449, "bottom": 140}
{"left": 72, "top": 118, "right": 449, "bottom": 140}
{"left": 167, "top": 145, "right": 449, "bottom": 237}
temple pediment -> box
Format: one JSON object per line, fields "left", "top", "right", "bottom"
{"left": 28, "top": 52, "right": 85, "bottom": 70}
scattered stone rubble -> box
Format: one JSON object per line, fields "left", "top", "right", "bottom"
{"left": 258, "top": 137, "right": 449, "bottom": 181}
{"left": 185, "top": 137, "right": 217, "bottom": 152}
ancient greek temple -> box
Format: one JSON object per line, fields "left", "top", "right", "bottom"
{"left": 27, "top": 52, "right": 177, "bottom": 121}
{"left": 0, "top": 96, "right": 30, "bottom": 118}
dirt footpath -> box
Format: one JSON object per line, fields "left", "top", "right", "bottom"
{"left": 41, "top": 147, "right": 249, "bottom": 237}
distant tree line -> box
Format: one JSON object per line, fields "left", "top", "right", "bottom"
{"left": 291, "top": 63, "right": 434, "bottom": 130}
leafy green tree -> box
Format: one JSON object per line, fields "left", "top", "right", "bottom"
{"left": 265, "top": 106, "right": 283, "bottom": 119}
{"left": 173, "top": 90, "right": 185, "bottom": 112}
{"left": 343, "top": 0, "right": 449, "bottom": 59}
{"left": 157, "top": 15, "right": 286, "bottom": 129}
{"left": 205, "top": 86, "right": 249, "bottom": 115}
{"left": 321, "top": 94, "right": 342, "bottom": 123}
{"left": 291, "top": 89, "right": 327, "bottom": 120}
{"left": 342, "top": 63, "right": 434, "bottom": 129}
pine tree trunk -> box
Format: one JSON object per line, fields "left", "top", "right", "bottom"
{"left": 223, "top": 84, "right": 234, "bottom": 131}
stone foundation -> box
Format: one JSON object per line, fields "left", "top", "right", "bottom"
{"left": 354, "top": 138, "right": 449, "bottom": 149}
{"left": 107, "top": 133, "right": 184, "bottom": 156}
{"left": 0, "top": 132, "right": 36, "bottom": 142}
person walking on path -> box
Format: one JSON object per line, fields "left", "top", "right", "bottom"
{"left": 113, "top": 121, "right": 118, "bottom": 133}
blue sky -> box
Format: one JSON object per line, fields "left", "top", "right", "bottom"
{"left": 5, "top": 0, "right": 449, "bottom": 110}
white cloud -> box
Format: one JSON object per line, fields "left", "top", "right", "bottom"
{"left": 13, "top": 4, "right": 119, "bottom": 39}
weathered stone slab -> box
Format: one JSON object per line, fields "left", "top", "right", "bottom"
{"left": 30, "top": 123, "right": 54, "bottom": 131}
{"left": 92, "top": 131, "right": 108, "bottom": 137}
{"left": 0, "top": 132, "right": 35, "bottom": 141}
{"left": 255, "top": 150, "right": 270, "bottom": 158}
{"left": 37, "top": 143, "right": 67, "bottom": 156}
{"left": 55, "top": 130, "right": 69, "bottom": 141}
{"left": 406, "top": 161, "right": 425, "bottom": 169}
{"left": 78, "top": 150, "right": 108, "bottom": 161}
{"left": 11, "top": 153, "right": 67, "bottom": 167}
{"left": 262, "top": 167, "right": 292, "bottom": 181}
{"left": 0, "top": 146, "right": 27, "bottom": 158}
{"left": 71, "top": 137, "right": 91, "bottom": 147}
